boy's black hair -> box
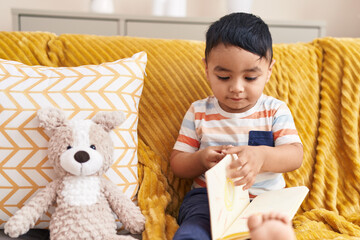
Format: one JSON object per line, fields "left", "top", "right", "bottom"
{"left": 205, "top": 12, "right": 273, "bottom": 63}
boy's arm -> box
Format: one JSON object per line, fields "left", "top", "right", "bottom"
{"left": 170, "top": 150, "right": 206, "bottom": 179}
{"left": 259, "top": 142, "right": 303, "bottom": 173}
{"left": 170, "top": 146, "right": 230, "bottom": 179}
{"left": 224, "top": 143, "right": 303, "bottom": 189}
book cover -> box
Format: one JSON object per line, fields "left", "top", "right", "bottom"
{"left": 205, "top": 154, "right": 309, "bottom": 240}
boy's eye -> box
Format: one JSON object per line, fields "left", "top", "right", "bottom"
{"left": 245, "top": 77, "right": 258, "bottom": 81}
{"left": 217, "top": 76, "right": 230, "bottom": 80}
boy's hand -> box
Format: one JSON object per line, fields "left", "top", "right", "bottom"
{"left": 223, "top": 146, "right": 265, "bottom": 190}
{"left": 199, "top": 145, "right": 232, "bottom": 170}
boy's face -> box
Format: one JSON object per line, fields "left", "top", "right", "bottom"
{"left": 204, "top": 43, "right": 274, "bottom": 113}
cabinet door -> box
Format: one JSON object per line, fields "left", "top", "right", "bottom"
{"left": 270, "top": 26, "right": 321, "bottom": 44}
{"left": 126, "top": 20, "right": 209, "bottom": 41}
{"left": 19, "top": 16, "right": 119, "bottom": 36}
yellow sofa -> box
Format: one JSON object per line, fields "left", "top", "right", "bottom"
{"left": 1, "top": 32, "right": 360, "bottom": 240}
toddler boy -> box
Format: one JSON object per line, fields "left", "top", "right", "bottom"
{"left": 171, "top": 12, "right": 303, "bottom": 239}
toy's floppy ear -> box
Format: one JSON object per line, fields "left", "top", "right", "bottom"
{"left": 92, "top": 111, "right": 126, "bottom": 132}
{"left": 37, "top": 107, "right": 67, "bottom": 132}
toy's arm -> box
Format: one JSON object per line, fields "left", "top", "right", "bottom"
{"left": 4, "top": 179, "right": 59, "bottom": 238}
{"left": 101, "top": 179, "right": 145, "bottom": 234}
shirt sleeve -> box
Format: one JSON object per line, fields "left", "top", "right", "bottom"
{"left": 272, "top": 103, "right": 302, "bottom": 146}
{"left": 173, "top": 104, "right": 200, "bottom": 153}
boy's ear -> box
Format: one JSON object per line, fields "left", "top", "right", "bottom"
{"left": 202, "top": 58, "right": 209, "bottom": 79}
{"left": 266, "top": 59, "right": 276, "bottom": 82}
{"left": 270, "top": 59, "right": 276, "bottom": 69}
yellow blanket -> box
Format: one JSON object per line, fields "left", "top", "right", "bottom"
{"left": 289, "top": 38, "right": 360, "bottom": 240}
{"left": 136, "top": 37, "right": 360, "bottom": 239}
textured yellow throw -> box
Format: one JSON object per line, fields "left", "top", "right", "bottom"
{"left": 1, "top": 32, "right": 360, "bottom": 239}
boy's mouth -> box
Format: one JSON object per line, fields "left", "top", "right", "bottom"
{"left": 230, "top": 97, "right": 244, "bottom": 101}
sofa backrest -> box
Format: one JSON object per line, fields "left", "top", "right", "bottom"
{"left": 0, "top": 31, "right": 322, "bottom": 190}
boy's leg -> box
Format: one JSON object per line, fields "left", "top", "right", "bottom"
{"left": 247, "top": 212, "right": 296, "bottom": 240}
{"left": 173, "top": 188, "right": 211, "bottom": 240}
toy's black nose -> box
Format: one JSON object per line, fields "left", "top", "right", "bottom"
{"left": 74, "top": 151, "right": 90, "bottom": 163}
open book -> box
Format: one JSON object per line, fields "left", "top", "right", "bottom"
{"left": 205, "top": 154, "right": 309, "bottom": 240}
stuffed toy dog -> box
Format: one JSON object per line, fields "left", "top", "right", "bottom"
{"left": 4, "top": 107, "right": 145, "bottom": 239}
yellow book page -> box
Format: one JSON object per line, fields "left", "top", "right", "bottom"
{"left": 205, "top": 154, "right": 250, "bottom": 240}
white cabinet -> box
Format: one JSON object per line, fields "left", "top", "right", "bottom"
{"left": 18, "top": 15, "right": 119, "bottom": 36}
{"left": 125, "top": 20, "right": 210, "bottom": 40}
{"left": 12, "top": 9, "right": 326, "bottom": 44}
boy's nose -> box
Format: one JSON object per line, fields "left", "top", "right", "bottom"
{"left": 230, "top": 80, "right": 244, "bottom": 93}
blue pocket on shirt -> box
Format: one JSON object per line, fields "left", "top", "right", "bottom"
{"left": 248, "top": 131, "right": 274, "bottom": 147}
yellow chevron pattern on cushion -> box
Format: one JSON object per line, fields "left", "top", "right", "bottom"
{"left": 0, "top": 51, "right": 147, "bottom": 228}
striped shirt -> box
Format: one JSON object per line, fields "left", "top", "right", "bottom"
{"left": 173, "top": 94, "right": 302, "bottom": 196}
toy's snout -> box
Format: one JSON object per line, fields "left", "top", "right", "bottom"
{"left": 60, "top": 146, "right": 104, "bottom": 176}
{"left": 74, "top": 151, "right": 90, "bottom": 163}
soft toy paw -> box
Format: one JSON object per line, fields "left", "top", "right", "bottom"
{"left": 4, "top": 218, "right": 27, "bottom": 238}
{"left": 4, "top": 107, "right": 145, "bottom": 240}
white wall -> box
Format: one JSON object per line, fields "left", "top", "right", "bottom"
{"left": 252, "top": 0, "right": 360, "bottom": 38}
{"left": 1, "top": 0, "right": 360, "bottom": 38}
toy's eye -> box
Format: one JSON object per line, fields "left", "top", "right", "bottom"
{"left": 90, "top": 145, "right": 96, "bottom": 150}
{"left": 67, "top": 146, "right": 72, "bottom": 150}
